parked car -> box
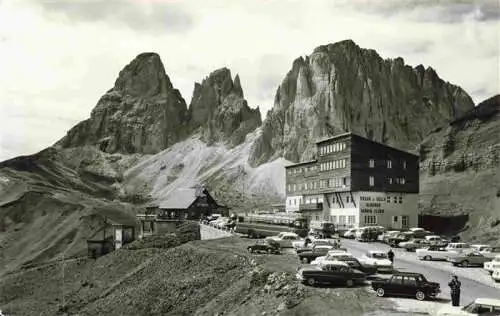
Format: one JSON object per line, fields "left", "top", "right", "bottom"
{"left": 315, "top": 253, "right": 378, "bottom": 275}
{"left": 371, "top": 272, "right": 441, "bottom": 301}
{"left": 416, "top": 246, "right": 449, "bottom": 261}
{"left": 411, "top": 230, "right": 433, "bottom": 239}
{"left": 358, "top": 250, "right": 393, "bottom": 272}
{"left": 296, "top": 261, "right": 366, "bottom": 287}
{"left": 298, "top": 245, "right": 335, "bottom": 263}
{"left": 484, "top": 254, "right": 500, "bottom": 274}
{"left": 387, "top": 233, "right": 410, "bottom": 247}
{"left": 424, "top": 235, "right": 448, "bottom": 247}
{"left": 399, "top": 239, "right": 430, "bottom": 252}
{"left": 378, "top": 231, "right": 400, "bottom": 243}
{"left": 294, "top": 238, "right": 339, "bottom": 252}
{"left": 471, "top": 244, "right": 491, "bottom": 252}
{"left": 445, "top": 242, "right": 471, "bottom": 254}
{"left": 355, "top": 226, "right": 385, "bottom": 242}
{"left": 446, "top": 251, "right": 491, "bottom": 267}
{"left": 343, "top": 228, "right": 357, "bottom": 239}
{"left": 437, "top": 298, "right": 500, "bottom": 315}
{"left": 481, "top": 245, "right": 500, "bottom": 258}
{"left": 265, "top": 232, "right": 303, "bottom": 248}
{"left": 247, "top": 239, "right": 281, "bottom": 254}
{"left": 492, "top": 269, "right": 500, "bottom": 283}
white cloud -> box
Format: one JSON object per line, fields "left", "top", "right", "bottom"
{"left": 0, "top": 0, "right": 498, "bottom": 161}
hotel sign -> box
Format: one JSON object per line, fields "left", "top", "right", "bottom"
{"left": 360, "top": 195, "right": 386, "bottom": 214}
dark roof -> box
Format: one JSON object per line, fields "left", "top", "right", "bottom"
{"left": 315, "top": 132, "right": 419, "bottom": 158}
{"left": 284, "top": 160, "right": 317, "bottom": 168}
{"left": 315, "top": 132, "right": 352, "bottom": 144}
{"left": 159, "top": 188, "right": 203, "bottom": 209}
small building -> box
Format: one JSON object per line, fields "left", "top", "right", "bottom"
{"left": 86, "top": 213, "right": 137, "bottom": 258}
{"left": 137, "top": 184, "right": 223, "bottom": 238}
{"left": 285, "top": 132, "right": 420, "bottom": 232}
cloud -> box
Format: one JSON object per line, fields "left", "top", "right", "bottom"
{"left": 0, "top": 0, "right": 498, "bottom": 161}
{"left": 34, "top": 0, "right": 194, "bottom": 33}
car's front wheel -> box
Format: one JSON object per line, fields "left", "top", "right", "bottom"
{"left": 460, "top": 260, "right": 469, "bottom": 267}
{"left": 376, "top": 288, "right": 385, "bottom": 297}
{"left": 415, "top": 291, "right": 426, "bottom": 301}
{"left": 424, "top": 255, "right": 432, "bottom": 261}
{"left": 247, "top": 247, "right": 253, "bottom": 253}
{"left": 346, "top": 279, "right": 354, "bottom": 287}
{"left": 307, "top": 278, "right": 316, "bottom": 286}
{"left": 301, "top": 257, "right": 309, "bottom": 264}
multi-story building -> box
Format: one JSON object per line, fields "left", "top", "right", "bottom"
{"left": 285, "top": 132, "right": 419, "bottom": 231}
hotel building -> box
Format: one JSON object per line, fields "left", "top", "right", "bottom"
{"left": 285, "top": 132, "right": 419, "bottom": 231}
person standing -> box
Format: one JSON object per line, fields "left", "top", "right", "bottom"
{"left": 388, "top": 248, "right": 395, "bottom": 266}
{"left": 448, "top": 275, "right": 461, "bottom": 306}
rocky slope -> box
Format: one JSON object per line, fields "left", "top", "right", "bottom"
{"left": 249, "top": 40, "right": 475, "bottom": 166}
{"left": 418, "top": 95, "right": 500, "bottom": 242}
{"left": 57, "top": 53, "right": 190, "bottom": 154}
{"left": 188, "top": 68, "right": 262, "bottom": 146}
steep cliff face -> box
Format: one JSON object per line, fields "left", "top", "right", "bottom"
{"left": 249, "top": 40, "right": 474, "bottom": 166}
{"left": 188, "top": 68, "right": 262, "bottom": 146}
{"left": 418, "top": 95, "right": 500, "bottom": 242}
{"left": 57, "top": 53, "right": 189, "bottom": 154}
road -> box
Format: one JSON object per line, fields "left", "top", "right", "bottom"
{"left": 341, "top": 239, "right": 500, "bottom": 308}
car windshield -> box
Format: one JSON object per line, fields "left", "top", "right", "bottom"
{"left": 372, "top": 253, "right": 388, "bottom": 259}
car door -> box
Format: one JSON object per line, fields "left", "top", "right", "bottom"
{"left": 401, "top": 276, "right": 418, "bottom": 297}
{"left": 385, "top": 275, "right": 404, "bottom": 295}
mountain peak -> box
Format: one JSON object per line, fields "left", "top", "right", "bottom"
{"left": 188, "top": 68, "right": 261, "bottom": 146}
{"left": 249, "top": 40, "right": 475, "bottom": 166}
{"left": 113, "top": 52, "right": 174, "bottom": 98}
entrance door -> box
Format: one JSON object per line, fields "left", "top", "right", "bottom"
{"left": 401, "top": 216, "right": 409, "bottom": 229}
{"left": 392, "top": 216, "right": 400, "bottom": 230}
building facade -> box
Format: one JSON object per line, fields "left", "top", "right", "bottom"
{"left": 285, "top": 132, "right": 419, "bottom": 231}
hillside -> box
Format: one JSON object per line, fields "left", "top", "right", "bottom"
{"left": 0, "top": 230, "right": 394, "bottom": 316}
{"left": 418, "top": 95, "right": 500, "bottom": 242}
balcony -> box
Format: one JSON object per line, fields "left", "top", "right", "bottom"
{"left": 299, "top": 203, "right": 323, "bottom": 212}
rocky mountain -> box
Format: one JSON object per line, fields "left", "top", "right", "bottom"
{"left": 249, "top": 40, "right": 475, "bottom": 166}
{"left": 57, "top": 53, "right": 190, "bottom": 154}
{"left": 188, "top": 68, "right": 262, "bottom": 147}
{"left": 418, "top": 94, "right": 500, "bottom": 242}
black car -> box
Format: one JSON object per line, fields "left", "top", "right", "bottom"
{"left": 298, "top": 245, "right": 333, "bottom": 263}
{"left": 296, "top": 262, "right": 366, "bottom": 287}
{"left": 387, "top": 234, "right": 410, "bottom": 247}
{"left": 247, "top": 240, "right": 281, "bottom": 254}
{"left": 371, "top": 272, "right": 440, "bottom": 301}
{"left": 341, "top": 257, "right": 378, "bottom": 275}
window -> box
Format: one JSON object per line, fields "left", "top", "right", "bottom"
{"left": 364, "top": 215, "right": 377, "bottom": 225}
{"left": 369, "top": 159, "right": 375, "bottom": 168}
{"left": 393, "top": 196, "right": 397, "bottom": 203}
{"left": 404, "top": 276, "right": 418, "bottom": 286}
{"left": 348, "top": 215, "right": 356, "bottom": 224}
{"left": 346, "top": 195, "right": 350, "bottom": 203}
{"left": 393, "top": 216, "right": 398, "bottom": 222}
{"left": 402, "top": 160, "right": 407, "bottom": 169}
{"left": 315, "top": 215, "right": 320, "bottom": 221}
{"left": 390, "top": 275, "right": 404, "bottom": 284}
{"left": 287, "top": 184, "right": 291, "bottom": 192}
{"left": 399, "top": 196, "right": 403, "bottom": 204}
{"left": 331, "top": 216, "right": 337, "bottom": 223}
{"left": 387, "top": 177, "right": 393, "bottom": 184}
{"left": 386, "top": 196, "right": 390, "bottom": 203}
{"left": 400, "top": 177, "right": 406, "bottom": 184}
{"left": 342, "top": 177, "right": 347, "bottom": 186}
{"left": 387, "top": 160, "right": 392, "bottom": 168}
{"left": 369, "top": 176, "right": 374, "bottom": 187}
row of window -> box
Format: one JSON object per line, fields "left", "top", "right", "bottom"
{"left": 287, "top": 165, "right": 318, "bottom": 175}
{"left": 369, "top": 176, "right": 406, "bottom": 186}
{"left": 287, "top": 177, "right": 351, "bottom": 192}
{"left": 330, "top": 215, "right": 357, "bottom": 224}
{"left": 320, "top": 159, "right": 346, "bottom": 171}
{"left": 319, "top": 142, "right": 346, "bottom": 156}
{"left": 369, "top": 159, "right": 407, "bottom": 169}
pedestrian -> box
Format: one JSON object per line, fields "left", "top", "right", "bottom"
{"left": 448, "top": 274, "right": 461, "bottom": 306}
{"left": 387, "top": 248, "right": 395, "bottom": 265}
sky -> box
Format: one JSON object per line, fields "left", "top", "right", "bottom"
{"left": 0, "top": 0, "right": 499, "bottom": 162}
